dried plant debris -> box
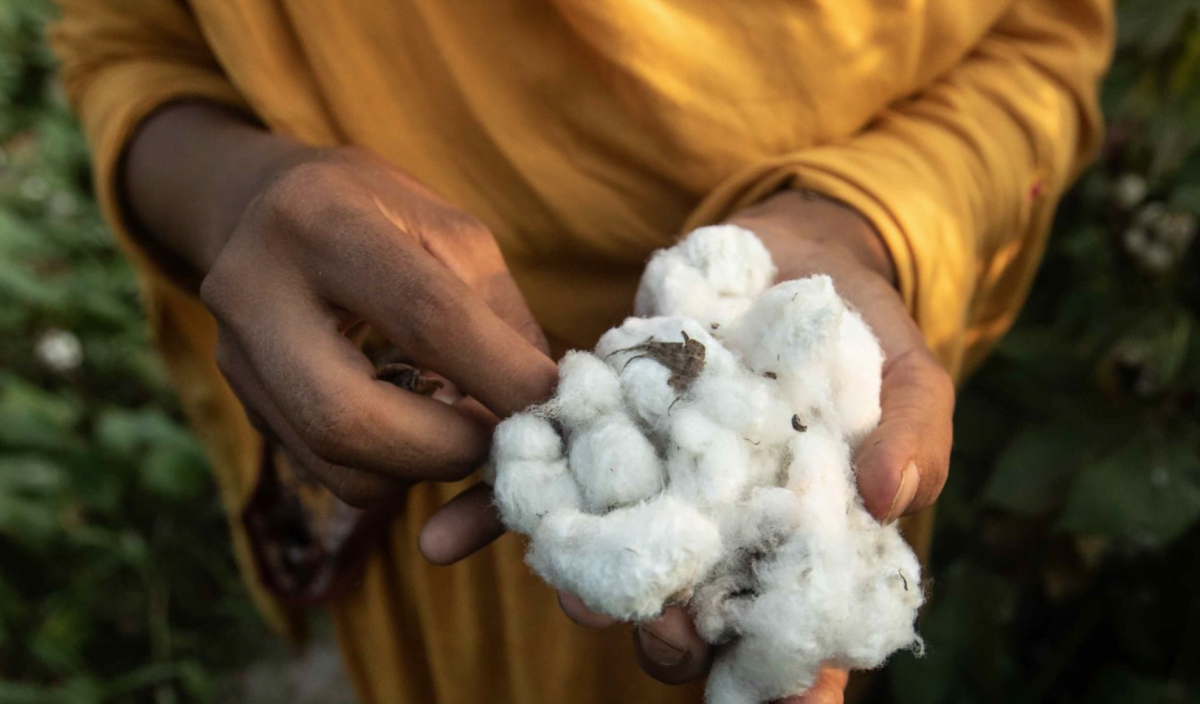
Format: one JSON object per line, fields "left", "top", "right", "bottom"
{"left": 375, "top": 362, "right": 443, "bottom": 396}
{"left": 610, "top": 332, "right": 707, "bottom": 392}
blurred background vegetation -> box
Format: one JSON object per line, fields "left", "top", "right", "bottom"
{"left": 1, "top": 0, "right": 1198, "bottom": 703}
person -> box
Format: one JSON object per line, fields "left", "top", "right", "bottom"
{"left": 50, "top": 1, "right": 1113, "bottom": 702}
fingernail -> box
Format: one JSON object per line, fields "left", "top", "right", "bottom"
{"left": 636, "top": 626, "right": 688, "bottom": 666}
{"left": 884, "top": 460, "right": 918, "bottom": 525}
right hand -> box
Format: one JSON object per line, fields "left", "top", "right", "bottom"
{"left": 197, "top": 145, "right": 557, "bottom": 538}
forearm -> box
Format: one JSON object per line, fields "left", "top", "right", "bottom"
{"left": 122, "top": 101, "right": 311, "bottom": 286}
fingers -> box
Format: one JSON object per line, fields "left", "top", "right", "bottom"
{"left": 853, "top": 346, "right": 955, "bottom": 522}
{"left": 365, "top": 159, "right": 553, "bottom": 357}
{"left": 214, "top": 332, "right": 408, "bottom": 508}
{"left": 774, "top": 667, "right": 849, "bottom": 704}
{"left": 473, "top": 266, "right": 553, "bottom": 357}
{"left": 204, "top": 268, "right": 495, "bottom": 482}
{"left": 632, "top": 605, "right": 713, "bottom": 685}
{"left": 418, "top": 482, "right": 505, "bottom": 565}
{"left": 557, "top": 591, "right": 618, "bottom": 629}
{"left": 316, "top": 205, "right": 558, "bottom": 419}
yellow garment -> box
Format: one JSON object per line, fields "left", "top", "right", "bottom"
{"left": 51, "top": 2, "right": 1112, "bottom": 703}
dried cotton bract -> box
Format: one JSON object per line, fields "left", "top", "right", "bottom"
{"left": 491, "top": 225, "right": 924, "bottom": 704}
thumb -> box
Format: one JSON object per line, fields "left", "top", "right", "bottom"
{"left": 853, "top": 348, "right": 954, "bottom": 523}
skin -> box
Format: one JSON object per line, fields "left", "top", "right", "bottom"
{"left": 125, "top": 102, "right": 954, "bottom": 704}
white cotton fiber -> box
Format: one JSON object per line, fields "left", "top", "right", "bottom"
{"left": 831, "top": 310, "right": 884, "bottom": 444}
{"left": 725, "top": 277, "right": 843, "bottom": 373}
{"left": 567, "top": 412, "right": 664, "bottom": 511}
{"left": 526, "top": 496, "right": 722, "bottom": 620}
{"left": 491, "top": 414, "right": 579, "bottom": 534}
{"left": 635, "top": 225, "right": 777, "bottom": 324}
{"left": 492, "top": 414, "right": 563, "bottom": 463}
{"left": 549, "top": 351, "right": 624, "bottom": 428}
{"left": 665, "top": 409, "right": 751, "bottom": 508}
{"left": 612, "top": 359, "right": 677, "bottom": 434}
{"left": 492, "top": 458, "right": 582, "bottom": 535}
{"left": 491, "top": 225, "right": 923, "bottom": 704}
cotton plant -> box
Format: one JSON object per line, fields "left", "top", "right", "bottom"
{"left": 486, "top": 226, "right": 924, "bottom": 704}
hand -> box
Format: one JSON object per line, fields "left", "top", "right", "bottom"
{"left": 559, "top": 190, "right": 955, "bottom": 703}
{"left": 204, "top": 146, "right": 559, "bottom": 553}
{"left": 125, "top": 104, "right": 557, "bottom": 559}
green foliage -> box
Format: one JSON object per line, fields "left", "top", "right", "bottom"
{"left": 0, "top": 1, "right": 268, "bottom": 702}
{"left": 888, "top": 2, "right": 1200, "bottom": 702}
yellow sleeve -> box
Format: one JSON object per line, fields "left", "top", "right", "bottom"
{"left": 685, "top": 0, "right": 1114, "bottom": 377}
{"left": 49, "top": 1, "right": 247, "bottom": 279}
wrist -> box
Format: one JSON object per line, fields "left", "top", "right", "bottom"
{"left": 201, "top": 136, "right": 319, "bottom": 273}
{"left": 724, "top": 190, "right": 896, "bottom": 286}
{"left": 124, "top": 101, "right": 318, "bottom": 282}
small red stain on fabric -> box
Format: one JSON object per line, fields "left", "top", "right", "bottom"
{"left": 1029, "top": 179, "right": 1046, "bottom": 201}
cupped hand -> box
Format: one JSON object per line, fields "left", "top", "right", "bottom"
{"left": 560, "top": 190, "right": 954, "bottom": 703}
{"left": 199, "top": 145, "right": 557, "bottom": 547}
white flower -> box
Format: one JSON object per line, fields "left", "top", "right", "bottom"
{"left": 1124, "top": 203, "right": 1196, "bottom": 274}
{"left": 35, "top": 328, "right": 82, "bottom": 372}
{"left": 1111, "top": 173, "right": 1148, "bottom": 211}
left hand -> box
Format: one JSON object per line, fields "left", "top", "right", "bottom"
{"left": 564, "top": 190, "right": 956, "bottom": 703}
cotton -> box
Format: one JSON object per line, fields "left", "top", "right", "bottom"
{"left": 492, "top": 226, "right": 924, "bottom": 704}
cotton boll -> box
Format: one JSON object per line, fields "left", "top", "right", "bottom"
{"left": 691, "top": 488, "right": 805, "bottom": 645}
{"left": 567, "top": 413, "right": 665, "bottom": 511}
{"left": 550, "top": 351, "right": 624, "bottom": 428}
{"left": 490, "top": 413, "right": 580, "bottom": 534}
{"left": 527, "top": 496, "right": 722, "bottom": 620}
{"left": 723, "top": 487, "right": 805, "bottom": 551}
{"left": 635, "top": 226, "right": 776, "bottom": 321}
{"left": 706, "top": 632, "right": 829, "bottom": 704}
{"left": 723, "top": 277, "right": 850, "bottom": 418}
{"left": 784, "top": 426, "right": 854, "bottom": 537}
{"left": 830, "top": 309, "right": 884, "bottom": 444}
{"left": 837, "top": 511, "right": 924, "bottom": 667}
{"left": 635, "top": 253, "right": 752, "bottom": 328}
{"left": 725, "top": 541, "right": 865, "bottom": 699}
{"left": 666, "top": 410, "right": 751, "bottom": 507}
{"left": 726, "top": 276, "right": 844, "bottom": 374}
{"left": 690, "top": 571, "right": 747, "bottom": 644}
{"left": 635, "top": 226, "right": 776, "bottom": 318}
{"left": 672, "top": 225, "right": 776, "bottom": 297}
{"left": 614, "top": 360, "right": 677, "bottom": 433}
{"left": 493, "top": 458, "right": 582, "bottom": 535}
{"left": 492, "top": 413, "right": 564, "bottom": 463}
{"left": 744, "top": 443, "right": 788, "bottom": 487}
{"left": 710, "top": 595, "right": 829, "bottom": 704}
{"left": 722, "top": 517, "right": 922, "bottom": 702}
{"left": 706, "top": 653, "right": 775, "bottom": 704}
{"left": 598, "top": 317, "right": 742, "bottom": 431}
{"left": 688, "top": 372, "right": 794, "bottom": 444}
{"left": 492, "top": 227, "right": 923, "bottom": 704}
{"left": 635, "top": 250, "right": 697, "bottom": 318}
